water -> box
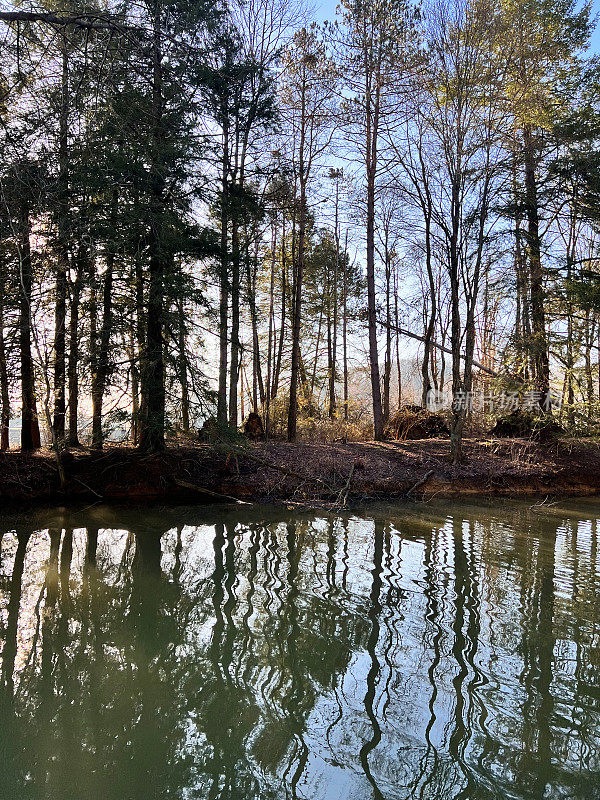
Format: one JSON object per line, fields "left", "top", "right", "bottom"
{"left": 1, "top": 499, "right": 600, "bottom": 800}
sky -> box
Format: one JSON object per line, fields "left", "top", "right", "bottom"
{"left": 590, "top": 1, "right": 600, "bottom": 55}
{"left": 315, "top": 0, "right": 600, "bottom": 55}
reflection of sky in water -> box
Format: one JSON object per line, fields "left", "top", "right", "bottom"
{"left": 1, "top": 500, "right": 600, "bottom": 799}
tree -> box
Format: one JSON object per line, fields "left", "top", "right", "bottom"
{"left": 335, "top": 0, "right": 417, "bottom": 440}
{"left": 500, "top": 0, "right": 593, "bottom": 404}
{"left": 280, "top": 25, "right": 336, "bottom": 441}
{"left": 133, "top": 0, "right": 219, "bottom": 452}
{"left": 416, "top": 0, "right": 509, "bottom": 461}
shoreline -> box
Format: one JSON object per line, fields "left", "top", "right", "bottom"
{"left": 2, "top": 438, "right": 600, "bottom": 508}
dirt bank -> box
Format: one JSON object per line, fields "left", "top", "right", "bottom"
{"left": 2, "top": 437, "right": 600, "bottom": 508}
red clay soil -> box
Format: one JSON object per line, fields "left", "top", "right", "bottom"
{"left": 1, "top": 437, "right": 600, "bottom": 507}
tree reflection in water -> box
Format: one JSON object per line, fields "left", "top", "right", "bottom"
{"left": 1, "top": 500, "right": 600, "bottom": 800}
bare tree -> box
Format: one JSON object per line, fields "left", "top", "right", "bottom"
{"left": 418, "top": 0, "right": 509, "bottom": 461}
{"left": 335, "top": 0, "right": 417, "bottom": 440}
{"left": 281, "top": 25, "right": 336, "bottom": 441}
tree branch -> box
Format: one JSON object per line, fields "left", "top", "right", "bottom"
{"left": 0, "top": 11, "right": 139, "bottom": 34}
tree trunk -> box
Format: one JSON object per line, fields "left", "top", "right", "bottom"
{"left": 53, "top": 43, "right": 70, "bottom": 444}
{"left": 66, "top": 275, "right": 81, "bottom": 447}
{"left": 312, "top": 303, "right": 324, "bottom": 400}
{"left": 139, "top": 2, "right": 166, "bottom": 453}
{"left": 228, "top": 221, "right": 240, "bottom": 427}
{"left": 139, "top": 241, "right": 165, "bottom": 451}
{"left": 330, "top": 181, "right": 340, "bottom": 419}
{"left": 287, "top": 79, "right": 307, "bottom": 442}
{"left": 0, "top": 288, "right": 9, "bottom": 451}
{"left": 133, "top": 247, "right": 144, "bottom": 444}
{"left": 343, "top": 232, "right": 349, "bottom": 423}
{"left": 178, "top": 296, "right": 190, "bottom": 432}
{"left": 451, "top": 173, "right": 490, "bottom": 463}
{"left": 421, "top": 210, "right": 435, "bottom": 408}
{"left": 394, "top": 269, "right": 401, "bottom": 409}
{"left": 130, "top": 327, "right": 140, "bottom": 445}
{"left": 365, "top": 81, "right": 384, "bottom": 440}
{"left": 327, "top": 302, "right": 334, "bottom": 418}
{"left": 18, "top": 198, "right": 40, "bottom": 452}
{"left": 89, "top": 251, "right": 98, "bottom": 442}
{"left": 91, "top": 189, "right": 117, "bottom": 450}
{"left": 449, "top": 167, "right": 464, "bottom": 463}
{"left": 67, "top": 242, "right": 85, "bottom": 447}
{"left": 217, "top": 108, "right": 229, "bottom": 424}
{"left": 287, "top": 189, "right": 305, "bottom": 442}
{"left": 584, "top": 310, "right": 594, "bottom": 415}
{"left": 565, "top": 244, "right": 574, "bottom": 426}
{"left": 266, "top": 221, "right": 276, "bottom": 439}
{"left": 512, "top": 146, "right": 528, "bottom": 380}
{"left": 247, "top": 248, "right": 261, "bottom": 412}
{"left": 272, "top": 215, "right": 287, "bottom": 400}
{"left": 523, "top": 125, "right": 549, "bottom": 403}
{"left": 53, "top": 263, "right": 67, "bottom": 443}
{"left": 598, "top": 325, "right": 600, "bottom": 407}
{"left": 382, "top": 253, "right": 392, "bottom": 425}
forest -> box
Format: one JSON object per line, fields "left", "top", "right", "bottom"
{"left": 4, "top": 5, "right": 600, "bottom": 793}
{"left": 0, "top": 0, "right": 599, "bottom": 474}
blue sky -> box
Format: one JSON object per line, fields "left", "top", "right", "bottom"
{"left": 590, "top": 1, "right": 600, "bottom": 54}
{"left": 313, "top": 0, "right": 337, "bottom": 23}
{"left": 314, "top": 0, "right": 600, "bottom": 55}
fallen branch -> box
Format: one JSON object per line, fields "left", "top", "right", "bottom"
{"left": 335, "top": 463, "right": 356, "bottom": 508}
{"left": 241, "top": 452, "right": 332, "bottom": 491}
{"left": 405, "top": 470, "right": 435, "bottom": 498}
{"left": 72, "top": 477, "right": 103, "bottom": 499}
{"left": 379, "top": 319, "right": 498, "bottom": 377}
{"left": 174, "top": 479, "right": 251, "bottom": 505}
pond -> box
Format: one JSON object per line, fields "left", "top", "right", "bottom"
{"left": 0, "top": 499, "right": 599, "bottom": 800}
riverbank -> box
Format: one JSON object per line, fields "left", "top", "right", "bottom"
{"left": 2, "top": 437, "right": 600, "bottom": 507}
